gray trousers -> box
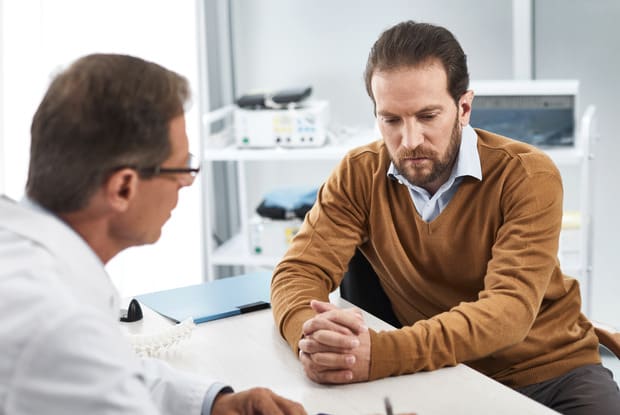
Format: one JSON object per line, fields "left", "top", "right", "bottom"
{"left": 516, "top": 364, "right": 620, "bottom": 415}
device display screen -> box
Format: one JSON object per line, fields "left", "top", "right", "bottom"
{"left": 470, "top": 95, "right": 574, "bottom": 148}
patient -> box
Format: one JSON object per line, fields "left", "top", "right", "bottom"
{"left": 0, "top": 53, "right": 305, "bottom": 415}
{"left": 271, "top": 20, "right": 620, "bottom": 414}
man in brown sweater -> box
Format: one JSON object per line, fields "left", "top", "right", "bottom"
{"left": 271, "top": 21, "right": 620, "bottom": 414}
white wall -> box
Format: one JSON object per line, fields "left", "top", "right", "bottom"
{"left": 535, "top": 0, "right": 620, "bottom": 326}
{"left": 0, "top": 0, "right": 4, "bottom": 195}
{"left": 231, "top": 0, "right": 514, "bottom": 128}
{"left": 0, "top": 0, "right": 204, "bottom": 297}
{"left": 230, "top": 0, "right": 515, "bottom": 236}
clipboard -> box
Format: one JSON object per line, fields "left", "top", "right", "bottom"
{"left": 135, "top": 271, "right": 271, "bottom": 324}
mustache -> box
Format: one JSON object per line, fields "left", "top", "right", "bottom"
{"left": 397, "top": 148, "right": 437, "bottom": 159}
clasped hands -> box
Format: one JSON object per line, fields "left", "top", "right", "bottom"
{"left": 298, "top": 300, "right": 371, "bottom": 384}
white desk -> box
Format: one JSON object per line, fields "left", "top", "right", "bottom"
{"left": 122, "top": 297, "right": 558, "bottom": 415}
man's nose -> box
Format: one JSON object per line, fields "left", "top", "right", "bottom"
{"left": 177, "top": 174, "right": 196, "bottom": 187}
{"left": 401, "top": 118, "right": 424, "bottom": 149}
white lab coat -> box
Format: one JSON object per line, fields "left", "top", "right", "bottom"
{"left": 0, "top": 196, "right": 220, "bottom": 414}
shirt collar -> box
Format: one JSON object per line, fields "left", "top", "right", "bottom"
{"left": 387, "top": 124, "right": 482, "bottom": 184}
{"left": 0, "top": 196, "right": 120, "bottom": 318}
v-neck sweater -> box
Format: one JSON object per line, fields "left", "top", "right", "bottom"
{"left": 271, "top": 128, "right": 600, "bottom": 388}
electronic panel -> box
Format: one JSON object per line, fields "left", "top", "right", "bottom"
{"left": 470, "top": 94, "right": 575, "bottom": 147}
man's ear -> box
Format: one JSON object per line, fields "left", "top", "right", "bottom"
{"left": 458, "top": 89, "right": 475, "bottom": 126}
{"left": 103, "top": 168, "right": 139, "bottom": 212}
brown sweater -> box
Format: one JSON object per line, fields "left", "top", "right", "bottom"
{"left": 271, "top": 128, "right": 600, "bottom": 388}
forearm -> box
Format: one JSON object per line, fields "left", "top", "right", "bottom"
{"left": 272, "top": 156, "right": 370, "bottom": 353}
{"left": 271, "top": 259, "right": 332, "bottom": 353}
{"left": 271, "top": 209, "right": 362, "bottom": 353}
{"left": 368, "top": 293, "right": 536, "bottom": 379}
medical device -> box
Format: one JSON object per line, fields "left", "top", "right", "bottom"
{"left": 249, "top": 215, "right": 302, "bottom": 256}
{"left": 234, "top": 100, "right": 329, "bottom": 148}
{"left": 470, "top": 80, "right": 577, "bottom": 148}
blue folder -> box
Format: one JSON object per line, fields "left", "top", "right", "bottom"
{"left": 135, "top": 271, "right": 272, "bottom": 324}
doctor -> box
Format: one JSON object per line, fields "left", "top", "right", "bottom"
{"left": 0, "top": 53, "right": 305, "bottom": 415}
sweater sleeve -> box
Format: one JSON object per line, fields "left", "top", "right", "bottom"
{"left": 369, "top": 155, "right": 567, "bottom": 379}
{"left": 273, "top": 145, "right": 572, "bottom": 383}
{"left": 271, "top": 151, "right": 371, "bottom": 353}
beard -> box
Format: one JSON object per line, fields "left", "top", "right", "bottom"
{"left": 391, "top": 116, "right": 462, "bottom": 190}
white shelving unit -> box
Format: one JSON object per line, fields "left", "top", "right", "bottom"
{"left": 201, "top": 81, "right": 597, "bottom": 315}
{"left": 559, "top": 103, "right": 597, "bottom": 316}
{"left": 201, "top": 106, "right": 377, "bottom": 276}
{"left": 472, "top": 80, "right": 598, "bottom": 315}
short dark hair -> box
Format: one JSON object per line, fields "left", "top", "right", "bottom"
{"left": 27, "top": 53, "right": 190, "bottom": 213}
{"left": 364, "top": 20, "right": 469, "bottom": 108}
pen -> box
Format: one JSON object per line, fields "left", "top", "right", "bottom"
{"left": 384, "top": 396, "right": 394, "bottom": 415}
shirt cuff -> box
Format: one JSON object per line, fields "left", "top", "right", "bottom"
{"left": 201, "top": 383, "right": 233, "bottom": 415}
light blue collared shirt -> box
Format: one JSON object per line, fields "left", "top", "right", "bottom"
{"left": 387, "top": 124, "right": 482, "bottom": 222}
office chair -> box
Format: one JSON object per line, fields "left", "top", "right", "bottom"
{"left": 340, "top": 249, "right": 402, "bottom": 328}
{"left": 593, "top": 322, "right": 620, "bottom": 359}
{"left": 340, "top": 249, "right": 620, "bottom": 359}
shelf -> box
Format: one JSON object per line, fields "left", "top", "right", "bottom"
{"left": 212, "top": 227, "right": 587, "bottom": 270}
{"left": 201, "top": 91, "right": 596, "bottom": 317}
{"left": 204, "top": 136, "right": 585, "bottom": 165}
{"left": 211, "top": 233, "right": 281, "bottom": 267}
{"left": 203, "top": 132, "right": 377, "bottom": 161}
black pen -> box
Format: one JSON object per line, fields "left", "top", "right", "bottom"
{"left": 384, "top": 397, "right": 394, "bottom": 415}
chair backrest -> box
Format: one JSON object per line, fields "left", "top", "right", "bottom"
{"left": 593, "top": 323, "right": 620, "bottom": 359}
{"left": 340, "top": 249, "right": 402, "bottom": 328}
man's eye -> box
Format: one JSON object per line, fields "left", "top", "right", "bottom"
{"left": 382, "top": 117, "right": 400, "bottom": 124}
{"left": 419, "top": 113, "right": 437, "bottom": 120}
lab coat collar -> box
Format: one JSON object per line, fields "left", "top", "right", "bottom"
{"left": 0, "top": 195, "right": 120, "bottom": 319}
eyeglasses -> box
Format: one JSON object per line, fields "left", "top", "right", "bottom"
{"left": 137, "top": 153, "right": 201, "bottom": 185}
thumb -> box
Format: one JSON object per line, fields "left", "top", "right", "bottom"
{"left": 310, "top": 299, "right": 337, "bottom": 313}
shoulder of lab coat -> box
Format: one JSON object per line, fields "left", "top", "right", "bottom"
{"left": 0, "top": 197, "right": 221, "bottom": 414}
